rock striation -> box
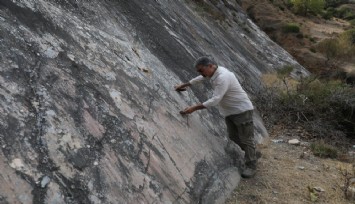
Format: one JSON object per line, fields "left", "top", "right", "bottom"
{"left": 0, "top": 0, "right": 308, "bottom": 203}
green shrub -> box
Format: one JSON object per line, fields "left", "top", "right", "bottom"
{"left": 321, "top": 9, "right": 334, "bottom": 20}
{"left": 342, "top": 29, "right": 355, "bottom": 44}
{"left": 290, "top": 0, "right": 325, "bottom": 16}
{"left": 310, "top": 37, "right": 317, "bottom": 42}
{"left": 349, "top": 19, "right": 355, "bottom": 26}
{"left": 317, "top": 38, "right": 339, "bottom": 61}
{"left": 321, "top": 12, "right": 332, "bottom": 20}
{"left": 334, "top": 6, "right": 355, "bottom": 20}
{"left": 344, "top": 12, "right": 355, "bottom": 20}
{"left": 285, "top": 0, "right": 294, "bottom": 9}
{"left": 282, "top": 23, "right": 300, "bottom": 33}
{"left": 296, "top": 33, "right": 304, "bottom": 38}
{"left": 324, "top": 0, "right": 347, "bottom": 8}
{"left": 317, "top": 29, "right": 355, "bottom": 62}
{"left": 310, "top": 47, "right": 317, "bottom": 52}
{"left": 311, "top": 141, "right": 338, "bottom": 158}
{"left": 255, "top": 72, "right": 355, "bottom": 141}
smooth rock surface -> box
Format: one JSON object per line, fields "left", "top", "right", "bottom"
{"left": 0, "top": 0, "right": 308, "bottom": 203}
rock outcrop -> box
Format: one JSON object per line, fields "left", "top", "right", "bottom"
{"left": 0, "top": 0, "right": 307, "bottom": 203}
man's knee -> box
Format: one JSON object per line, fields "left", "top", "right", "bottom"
{"left": 238, "top": 121, "right": 254, "bottom": 139}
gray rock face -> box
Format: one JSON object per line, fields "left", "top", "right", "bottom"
{"left": 0, "top": 0, "right": 307, "bottom": 203}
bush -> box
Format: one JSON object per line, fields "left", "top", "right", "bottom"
{"left": 337, "top": 29, "right": 355, "bottom": 57}
{"left": 282, "top": 23, "right": 301, "bottom": 33}
{"left": 324, "top": 0, "right": 348, "bottom": 8}
{"left": 310, "top": 37, "right": 317, "bottom": 42}
{"left": 343, "top": 29, "right": 355, "bottom": 44}
{"left": 349, "top": 19, "right": 355, "bottom": 26}
{"left": 317, "top": 38, "right": 339, "bottom": 61}
{"left": 317, "top": 29, "right": 355, "bottom": 62}
{"left": 321, "top": 8, "right": 334, "bottom": 19}
{"left": 334, "top": 6, "right": 355, "bottom": 20}
{"left": 254, "top": 67, "right": 355, "bottom": 143}
{"left": 290, "top": 0, "right": 325, "bottom": 16}
{"left": 321, "top": 12, "right": 333, "bottom": 20}
{"left": 311, "top": 141, "right": 338, "bottom": 158}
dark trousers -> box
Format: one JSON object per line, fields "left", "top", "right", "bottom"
{"left": 225, "top": 110, "right": 256, "bottom": 166}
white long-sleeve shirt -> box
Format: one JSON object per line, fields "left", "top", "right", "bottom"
{"left": 189, "top": 66, "right": 253, "bottom": 117}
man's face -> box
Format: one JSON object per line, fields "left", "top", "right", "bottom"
{"left": 196, "top": 64, "right": 213, "bottom": 77}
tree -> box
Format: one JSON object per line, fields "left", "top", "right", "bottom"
{"left": 309, "top": 0, "right": 325, "bottom": 14}
{"left": 291, "top": 0, "right": 325, "bottom": 16}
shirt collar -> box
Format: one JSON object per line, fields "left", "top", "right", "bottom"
{"left": 210, "top": 66, "right": 220, "bottom": 81}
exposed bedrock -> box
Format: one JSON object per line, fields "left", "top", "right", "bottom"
{"left": 0, "top": 0, "right": 308, "bottom": 203}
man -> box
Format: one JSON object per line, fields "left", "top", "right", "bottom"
{"left": 175, "top": 56, "right": 257, "bottom": 178}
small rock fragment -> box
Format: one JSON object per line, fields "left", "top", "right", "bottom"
{"left": 10, "top": 158, "right": 24, "bottom": 170}
{"left": 300, "top": 151, "right": 309, "bottom": 159}
{"left": 41, "top": 176, "right": 51, "bottom": 188}
{"left": 271, "top": 139, "right": 284, "bottom": 143}
{"left": 93, "top": 161, "right": 98, "bottom": 166}
{"left": 297, "top": 166, "right": 305, "bottom": 170}
{"left": 313, "top": 186, "right": 325, "bottom": 192}
{"left": 288, "top": 139, "right": 300, "bottom": 145}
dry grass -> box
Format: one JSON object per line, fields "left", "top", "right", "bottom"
{"left": 261, "top": 74, "right": 299, "bottom": 90}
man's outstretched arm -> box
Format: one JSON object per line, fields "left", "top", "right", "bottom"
{"left": 174, "top": 82, "right": 191, "bottom": 92}
{"left": 175, "top": 75, "right": 205, "bottom": 92}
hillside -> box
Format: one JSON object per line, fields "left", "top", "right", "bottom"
{"left": 240, "top": 0, "right": 355, "bottom": 76}
{"left": 0, "top": 0, "right": 307, "bottom": 203}
{"left": 226, "top": 1, "right": 355, "bottom": 203}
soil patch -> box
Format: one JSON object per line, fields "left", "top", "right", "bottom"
{"left": 226, "top": 125, "right": 355, "bottom": 204}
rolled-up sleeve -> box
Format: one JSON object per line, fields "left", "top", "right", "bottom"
{"left": 202, "top": 77, "right": 229, "bottom": 107}
{"left": 189, "top": 75, "right": 205, "bottom": 85}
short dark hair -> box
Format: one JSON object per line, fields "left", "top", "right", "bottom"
{"left": 194, "top": 56, "right": 217, "bottom": 68}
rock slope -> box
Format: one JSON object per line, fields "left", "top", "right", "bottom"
{"left": 0, "top": 0, "right": 307, "bottom": 203}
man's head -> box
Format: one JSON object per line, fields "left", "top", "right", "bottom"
{"left": 194, "top": 56, "right": 217, "bottom": 78}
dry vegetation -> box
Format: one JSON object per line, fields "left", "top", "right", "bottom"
{"left": 240, "top": 0, "right": 355, "bottom": 77}
{"left": 226, "top": 1, "right": 355, "bottom": 203}
{"left": 227, "top": 67, "right": 355, "bottom": 203}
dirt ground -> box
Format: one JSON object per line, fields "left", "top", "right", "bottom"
{"left": 226, "top": 125, "right": 355, "bottom": 204}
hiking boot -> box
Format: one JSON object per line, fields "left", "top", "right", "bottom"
{"left": 242, "top": 161, "right": 257, "bottom": 178}
{"left": 241, "top": 167, "right": 256, "bottom": 178}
